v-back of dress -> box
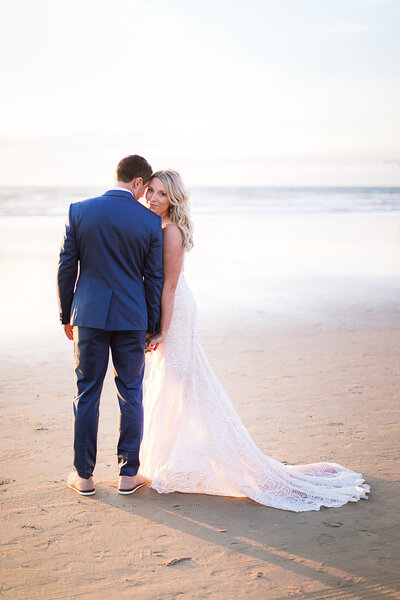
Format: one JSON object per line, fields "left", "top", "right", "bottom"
{"left": 140, "top": 273, "right": 369, "bottom": 512}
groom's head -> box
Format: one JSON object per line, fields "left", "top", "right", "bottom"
{"left": 116, "top": 155, "right": 152, "bottom": 199}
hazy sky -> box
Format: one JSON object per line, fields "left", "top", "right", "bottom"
{"left": 0, "top": 0, "right": 399, "bottom": 186}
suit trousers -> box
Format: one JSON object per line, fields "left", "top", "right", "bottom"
{"left": 73, "top": 326, "right": 146, "bottom": 478}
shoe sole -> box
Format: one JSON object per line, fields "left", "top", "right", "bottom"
{"left": 118, "top": 482, "right": 147, "bottom": 495}
{"left": 67, "top": 483, "right": 96, "bottom": 496}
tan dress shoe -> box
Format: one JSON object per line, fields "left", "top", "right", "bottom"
{"left": 67, "top": 472, "right": 95, "bottom": 496}
{"left": 118, "top": 474, "right": 147, "bottom": 495}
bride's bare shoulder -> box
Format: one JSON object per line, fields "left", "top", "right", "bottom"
{"left": 163, "top": 223, "right": 183, "bottom": 243}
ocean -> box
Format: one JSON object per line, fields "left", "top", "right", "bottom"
{"left": 0, "top": 186, "right": 399, "bottom": 348}
{"left": 0, "top": 186, "right": 399, "bottom": 217}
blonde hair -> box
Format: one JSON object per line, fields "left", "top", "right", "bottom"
{"left": 151, "top": 170, "right": 194, "bottom": 251}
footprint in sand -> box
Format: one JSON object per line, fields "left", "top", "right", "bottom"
{"left": 164, "top": 557, "right": 192, "bottom": 566}
{"left": 323, "top": 521, "right": 343, "bottom": 528}
{"left": 123, "top": 577, "right": 148, "bottom": 587}
{"left": 354, "top": 528, "right": 379, "bottom": 540}
{"left": 0, "top": 478, "right": 15, "bottom": 486}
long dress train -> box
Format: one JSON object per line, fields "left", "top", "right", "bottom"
{"left": 140, "top": 273, "right": 369, "bottom": 512}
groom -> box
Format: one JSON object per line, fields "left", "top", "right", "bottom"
{"left": 57, "top": 155, "right": 163, "bottom": 496}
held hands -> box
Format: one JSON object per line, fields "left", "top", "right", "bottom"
{"left": 63, "top": 326, "right": 161, "bottom": 347}
{"left": 64, "top": 324, "right": 74, "bottom": 340}
{"left": 145, "top": 333, "right": 164, "bottom": 353}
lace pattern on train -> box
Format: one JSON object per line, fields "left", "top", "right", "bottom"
{"left": 140, "top": 273, "right": 370, "bottom": 512}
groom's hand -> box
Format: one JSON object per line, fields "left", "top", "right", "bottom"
{"left": 63, "top": 324, "right": 74, "bottom": 340}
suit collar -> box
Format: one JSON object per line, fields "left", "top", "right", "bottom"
{"left": 104, "top": 189, "right": 134, "bottom": 199}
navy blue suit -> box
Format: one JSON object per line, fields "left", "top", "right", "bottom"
{"left": 57, "top": 189, "right": 163, "bottom": 478}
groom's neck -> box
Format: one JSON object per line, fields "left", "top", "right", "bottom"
{"left": 115, "top": 181, "right": 132, "bottom": 193}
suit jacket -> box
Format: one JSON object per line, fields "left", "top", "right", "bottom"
{"left": 56, "top": 190, "right": 163, "bottom": 333}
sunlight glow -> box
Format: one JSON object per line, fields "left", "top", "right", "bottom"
{"left": 0, "top": 0, "right": 399, "bottom": 186}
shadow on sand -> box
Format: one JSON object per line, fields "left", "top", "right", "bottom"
{"left": 92, "top": 474, "right": 400, "bottom": 599}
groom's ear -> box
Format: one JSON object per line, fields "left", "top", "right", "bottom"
{"left": 132, "top": 177, "right": 144, "bottom": 190}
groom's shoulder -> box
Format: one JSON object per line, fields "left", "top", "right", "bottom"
{"left": 135, "top": 201, "right": 162, "bottom": 225}
{"left": 68, "top": 194, "right": 161, "bottom": 228}
{"left": 69, "top": 193, "right": 107, "bottom": 212}
{"left": 81, "top": 191, "right": 108, "bottom": 205}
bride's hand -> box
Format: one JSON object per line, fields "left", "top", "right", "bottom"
{"left": 145, "top": 333, "right": 164, "bottom": 352}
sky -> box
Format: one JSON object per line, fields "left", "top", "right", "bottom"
{"left": 0, "top": 0, "right": 399, "bottom": 186}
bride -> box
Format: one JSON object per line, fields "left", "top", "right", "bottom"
{"left": 140, "top": 170, "right": 370, "bottom": 512}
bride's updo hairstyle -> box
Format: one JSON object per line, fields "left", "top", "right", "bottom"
{"left": 151, "top": 170, "right": 194, "bottom": 252}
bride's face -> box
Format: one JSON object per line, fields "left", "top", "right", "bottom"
{"left": 146, "top": 178, "right": 170, "bottom": 218}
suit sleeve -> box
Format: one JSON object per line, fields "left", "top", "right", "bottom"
{"left": 143, "top": 218, "right": 164, "bottom": 334}
{"left": 57, "top": 203, "right": 79, "bottom": 325}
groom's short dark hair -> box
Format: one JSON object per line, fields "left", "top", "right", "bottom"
{"left": 116, "top": 155, "right": 153, "bottom": 183}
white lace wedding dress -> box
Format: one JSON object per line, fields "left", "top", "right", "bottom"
{"left": 140, "top": 272, "right": 370, "bottom": 512}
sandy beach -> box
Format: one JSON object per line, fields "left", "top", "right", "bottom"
{"left": 1, "top": 214, "right": 400, "bottom": 599}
